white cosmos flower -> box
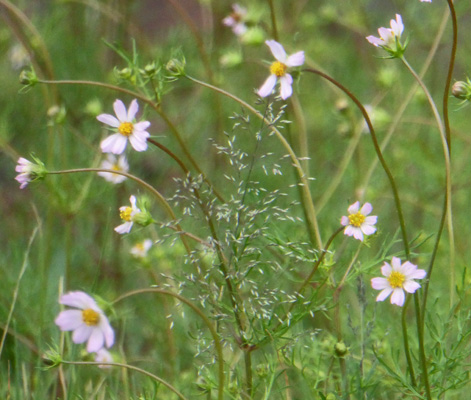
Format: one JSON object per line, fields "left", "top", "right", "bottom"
{"left": 97, "top": 154, "right": 129, "bottom": 184}
{"left": 130, "top": 239, "right": 153, "bottom": 258}
{"left": 258, "top": 40, "right": 305, "bottom": 100}
{"left": 371, "top": 257, "right": 427, "bottom": 307}
{"left": 54, "top": 291, "right": 114, "bottom": 353}
{"left": 366, "top": 14, "right": 405, "bottom": 57}
{"left": 223, "top": 4, "right": 248, "bottom": 36}
{"left": 115, "top": 195, "right": 141, "bottom": 234}
{"left": 98, "top": 99, "right": 150, "bottom": 154}
{"left": 341, "top": 201, "right": 377, "bottom": 241}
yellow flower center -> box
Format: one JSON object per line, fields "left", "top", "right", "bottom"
{"left": 82, "top": 308, "right": 100, "bottom": 326}
{"left": 135, "top": 243, "right": 145, "bottom": 251}
{"left": 120, "top": 206, "right": 133, "bottom": 222}
{"left": 270, "top": 61, "right": 288, "bottom": 77}
{"left": 348, "top": 212, "right": 365, "bottom": 227}
{"left": 388, "top": 271, "right": 406, "bottom": 289}
{"left": 111, "top": 164, "right": 121, "bottom": 171}
{"left": 118, "top": 122, "right": 133, "bottom": 136}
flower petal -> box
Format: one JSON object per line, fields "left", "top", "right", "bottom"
{"left": 381, "top": 262, "right": 392, "bottom": 277}
{"left": 390, "top": 288, "right": 405, "bottom": 306}
{"left": 403, "top": 280, "right": 421, "bottom": 294}
{"left": 340, "top": 216, "right": 349, "bottom": 227}
{"left": 266, "top": 40, "right": 287, "bottom": 62}
{"left": 361, "top": 224, "right": 376, "bottom": 235}
{"left": 127, "top": 99, "right": 139, "bottom": 121}
{"left": 258, "top": 74, "right": 277, "bottom": 98}
{"left": 347, "top": 201, "right": 360, "bottom": 214}
{"left": 55, "top": 310, "right": 84, "bottom": 331}
{"left": 87, "top": 327, "right": 105, "bottom": 353}
{"left": 391, "top": 257, "right": 402, "bottom": 270}
{"left": 409, "top": 269, "right": 427, "bottom": 280}
{"left": 134, "top": 121, "right": 151, "bottom": 131}
{"left": 101, "top": 134, "right": 128, "bottom": 154}
{"left": 113, "top": 99, "right": 127, "bottom": 121}
{"left": 60, "top": 291, "right": 97, "bottom": 309}
{"left": 376, "top": 287, "right": 393, "bottom": 302}
{"left": 279, "top": 74, "right": 294, "bottom": 100}
{"left": 371, "top": 277, "right": 389, "bottom": 290}
{"left": 115, "top": 221, "right": 133, "bottom": 234}
{"left": 129, "top": 134, "right": 148, "bottom": 152}
{"left": 352, "top": 227, "right": 364, "bottom": 241}
{"left": 97, "top": 114, "right": 120, "bottom": 128}
{"left": 286, "top": 51, "right": 305, "bottom": 67}
{"left": 72, "top": 324, "right": 93, "bottom": 344}
{"left": 360, "top": 202, "right": 372, "bottom": 215}
{"left": 364, "top": 215, "right": 377, "bottom": 225}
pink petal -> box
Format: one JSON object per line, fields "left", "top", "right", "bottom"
{"left": 100, "top": 134, "right": 128, "bottom": 154}
{"left": 403, "top": 280, "right": 421, "bottom": 294}
{"left": 360, "top": 202, "right": 372, "bottom": 215}
{"left": 87, "top": 327, "right": 105, "bottom": 353}
{"left": 391, "top": 257, "right": 402, "bottom": 270}
{"left": 258, "top": 74, "right": 277, "bottom": 98}
{"left": 100, "top": 318, "right": 115, "bottom": 348}
{"left": 409, "top": 269, "right": 427, "bottom": 280}
{"left": 265, "top": 40, "right": 287, "bottom": 62}
{"left": 134, "top": 121, "right": 151, "bottom": 131}
{"left": 371, "top": 277, "right": 389, "bottom": 290}
{"left": 347, "top": 201, "right": 360, "bottom": 214}
{"left": 60, "top": 291, "right": 96, "bottom": 309}
{"left": 361, "top": 224, "right": 376, "bottom": 235}
{"left": 390, "top": 288, "right": 405, "bottom": 306}
{"left": 55, "top": 310, "right": 83, "bottom": 330}
{"left": 286, "top": 51, "right": 304, "bottom": 67}
{"left": 401, "top": 261, "right": 418, "bottom": 276}
{"left": 352, "top": 228, "right": 364, "bottom": 241}
{"left": 129, "top": 134, "right": 148, "bottom": 152}
{"left": 381, "top": 262, "right": 392, "bottom": 277}
{"left": 113, "top": 99, "right": 127, "bottom": 121}
{"left": 376, "top": 287, "right": 393, "bottom": 302}
{"left": 223, "top": 16, "right": 235, "bottom": 27}
{"left": 344, "top": 225, "right": 355, "bottom": 237}
{"left": 364, "top": 216, "right": 377, "bottom": 225}
{"left": 115, "top": 221, "right": 133, "bottom": 234}
{"left": 97, "top": 114, "right": 120, "bottom": 128}
{"left": 366, "top": 35, "right": 383, "bottom": 47}
{"left": 72, "top": 324, "right": 93, "bottom": 344}
{"left": 340, "top": 216, "right": 349, "bottom": 227}
{"left": 127, "top": 99, "right": 139, "bottom": 121}
{"left": 279, "top": 74, "right": 293, "bottom": 100}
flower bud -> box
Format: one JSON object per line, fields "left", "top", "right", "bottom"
{"left": 166, "top": 57, "right": 186, "bottom": 77}
{"left": 19, "top": 69, "right": 38, "bottom": 86}
{"left": 334, "top": 341, "right": 348, "bottom": 357}
{"left": 132, "top": 210, "right": 154, "bottom": 227}
{"left": 451, "top": 80, "right": 471, "bottom": 101}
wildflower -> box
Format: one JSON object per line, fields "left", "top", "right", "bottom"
{"left": 341, "top": 201, "right": 377, "bottom": 241}
{"left": 371, "top": 257, "right": 426, "bottom": 306}
{"left": 15, "top": 156, "right": 47, "bottom": 189}
{"left": 9, "top": 44, "right": 30, "bottom": 70}
{"left": 95, "top": 348, "right": 113, "bottom": 368}
{"left": 97, "top": 154, "right": 129, "bottom": 184}
{"left": 420, "top": 0, "right": 432, "bottom": 2}
{"left": 97, "top": 99, "right": 150, "bottom": 154}
{"left": 130, "top": 239, "right": 153, "bottom": 258}
{"left": 366, "top": 14, "right": 406, "bottom": 57}
{"left": 54, "top": 291, "right": 114, "bottom": 353}
{"left": 258, "top": 40, "right": 304, "bottom": 100}
{"left": 223, "top": 4, "right": 248, "bottom": 36}
{"left": 115, "top": 195, "right": 141, "bottom": 234}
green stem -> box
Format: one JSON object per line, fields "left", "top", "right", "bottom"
{"left": 414, "top": 293, "right": 431, "bottom": 400}
{"left": 113, "top": 288, "right": 225, "bottom": 400}
{"left": 185, "top": 74, "right": 323, "bottom": 249}
{"left": 401, "top": 296, "right": 417, "bottom": 387}
{"left": 303, "top": 68, "right": 410, "bottom": 258}
{"left": 267, "top": 0, "right": 279, "bottom": 42}
{"left": 60, "top": 360, "right": 189, "bottom": 400}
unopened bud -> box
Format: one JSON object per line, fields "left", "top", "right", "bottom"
{"left": 166, "top": 57, "right": 186, "bottom": 77}
{"left": 452, "top": 80, "right": 471, "bottom": 101}
{"left": 334, "top": 342, "right": 348, "bottom": 357}
{"left": 19, "top": 69, "right": 38, "bottom": 86}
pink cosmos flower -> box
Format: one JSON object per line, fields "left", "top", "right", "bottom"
{"left": 55, "top": 291, "right": 114, "bottom": 353}
{"left": 258, "top": 40, "right": 304, "bottom": 100}
{"left": 366, "top": 14, "right": 404, "bottom": 48}
{"left": 98, "top": 99, "right": 150, "bottom": 154}
{"left": 341, "top": 201, "right": 377, "bottom": 241}
{"left": 371, "top": 257, "right": 427, "bottom": 306}
{"left": 97, "top": 154, "right": 129, "bottom": 184}
{"left": 115, "top": 195, "right": 140, "bottom": 234}
{"left": 223, "top": 4, "right": 247, "bottom": 36}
